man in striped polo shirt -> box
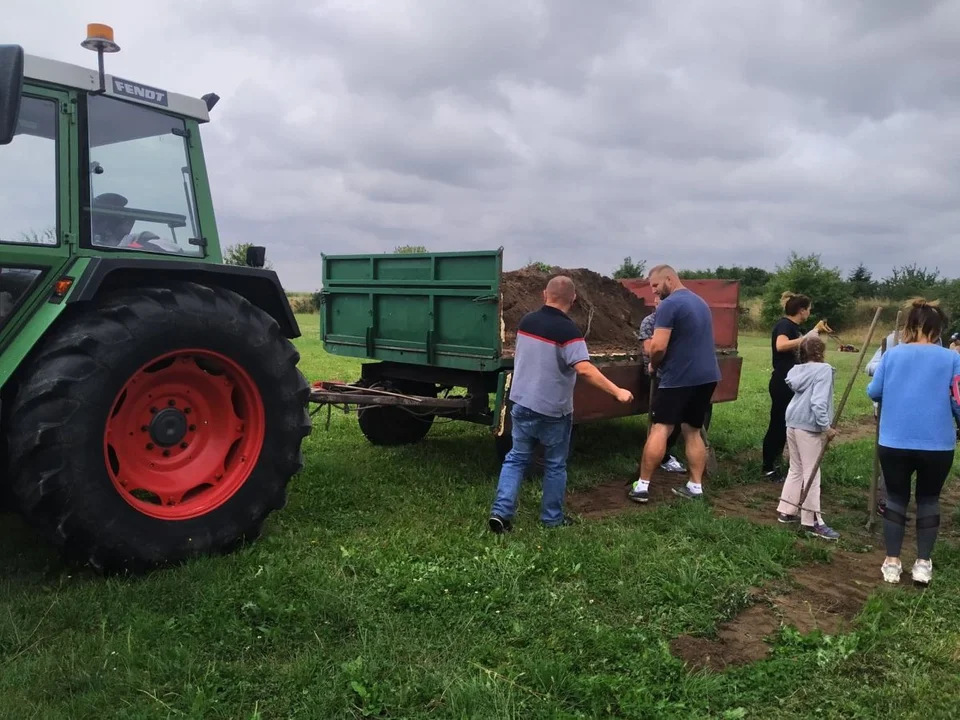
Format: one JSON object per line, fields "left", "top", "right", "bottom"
{"left": 489, "top": 275, "right": 634, "bottom": 533}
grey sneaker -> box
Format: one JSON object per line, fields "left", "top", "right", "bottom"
{"left": 672, "top": 485, "right": 703, "bottom": 499}
{"left": 660, "top": 456, "right": 686, "bottom": 473}
{"left": 777, "top": 512, "right": 798, "bottom": 524}
{"left": 804, "top": 523, "right": 840, "bottom": 541}
{"left": 628, "top": 482, "right": 649, "bottom": 504}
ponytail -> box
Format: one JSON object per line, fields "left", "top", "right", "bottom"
{"left": 781, "top": 291, "right": 812, "bottom": 317}
{"left": 902, "top": 297, "right": 948, "bottom": 344}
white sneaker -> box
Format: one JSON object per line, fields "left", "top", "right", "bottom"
{"left": 912, "top": 559, "right": 933, "bottom": 585}
{"left": 881, "top": 558, "right": 902, "bottom": 584}
{"left": 660, "top": 456, "right": 686, "bottom": 473}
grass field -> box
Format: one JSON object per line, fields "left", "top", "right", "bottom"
{"left": 3, "top": 317, "right": 960, "bottom": 718}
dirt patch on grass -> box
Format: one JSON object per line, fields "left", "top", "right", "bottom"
{"left": 570, "top": 465, "right": 960, "bottom": 673}
{"left": 500, "top": 265, "right": 649, "bottom": 356}
{"left": 670, "top": 604, "right": 781, "bottom": 672}
{"left": 708, "top": 482, "right": 784, "bottom": 526}
{"left": 670, "top": 543, "right": 886, "bottom": 673}
{"left": 566, "top": 468, "right": 689, "bottom": 518}
{"left": 567, "top": 477, "right": 897, "bottom": 672}
{"left": 835, "top": 413, "right": 878, "bottom": 445}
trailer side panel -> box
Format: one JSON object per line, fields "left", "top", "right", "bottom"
{"left": 319, "top": 249, "right": 504, "bottom": 371}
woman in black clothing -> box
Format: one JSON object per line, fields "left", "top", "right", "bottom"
{"left": 761, "top": 292, "right": 824, "bottom": 480}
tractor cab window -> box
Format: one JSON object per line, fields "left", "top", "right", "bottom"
{"left": 87, "top": 94, "right": 201, "bottom": 256}
{"left": 0, "top": 95, "right": 59, "bottom": 246}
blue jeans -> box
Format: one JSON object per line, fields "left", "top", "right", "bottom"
{"left": 490, "top": 403, "right": 573, "bottom": 526}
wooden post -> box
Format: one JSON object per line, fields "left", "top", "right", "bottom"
{"left": 864, "top": 310, "right": 900, "bottom": 530}
{"left": 795, "top": 307, "right": 884, "bottom": 515}
{"left": 865, "top": 335, "right": 888, "bottom": 532}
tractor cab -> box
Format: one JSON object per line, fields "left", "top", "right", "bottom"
{"left": 0, "top": 27, "right": 310, "bottom": 575}
{"left": 1, "top": 34, "right": 215, "bottom": 256}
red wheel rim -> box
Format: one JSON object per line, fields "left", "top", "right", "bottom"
{"left": 103, "top": 349, "right": 266, "bottom": 521}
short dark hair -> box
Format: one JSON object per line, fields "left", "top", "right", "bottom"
{"left": 903, "top": 297, "right": 948, "bottom": 344}
{"left": 780, "top": 291, "right": 811, "bottom": 317}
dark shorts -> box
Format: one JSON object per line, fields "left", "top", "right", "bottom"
{"left": 650, "top": 381, "right": 717, "bottom": 429}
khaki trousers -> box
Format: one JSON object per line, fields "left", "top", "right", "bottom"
{"left": 777, "top": 427, "right": 826, "bottom": 525}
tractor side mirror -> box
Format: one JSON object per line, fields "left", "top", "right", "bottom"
{"left": 0, "top": 45, "right": 24, "bottom": 146}
{"left": 245, "top": 245, "right": 266, "bottom": 268}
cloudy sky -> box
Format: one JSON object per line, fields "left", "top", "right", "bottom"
{"left": 12, "top": 0, "right": 960, "bottom": 290}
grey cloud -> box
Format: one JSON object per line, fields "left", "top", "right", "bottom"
{"left": 54, "top": 0, "right": 960, "bottom": 292}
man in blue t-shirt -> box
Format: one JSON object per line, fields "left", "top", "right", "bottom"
{"left": 629, "top": 265, "right": 721, "bottom": 503}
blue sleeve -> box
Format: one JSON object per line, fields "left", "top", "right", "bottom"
{"left": 951, "top": 354, "right": 960, "bottom": 424}
{"left": 654, "top": 298, "right": 678, "bottom": 330}
{"left": 866, "top": 353, "right": 885, "bottom": 401}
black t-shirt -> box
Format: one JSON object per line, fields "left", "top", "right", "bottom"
{"left": 771, "top": 318, "right": 801, "bottom": 377}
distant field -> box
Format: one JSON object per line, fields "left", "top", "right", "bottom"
{"left": 2, "top": 319, "right": 959, "bottom": 718}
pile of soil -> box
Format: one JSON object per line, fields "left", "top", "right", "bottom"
{"left": 501, "top": 265, "right": 649, "bottom": 356}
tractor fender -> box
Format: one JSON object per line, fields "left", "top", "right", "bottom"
{"left": 67, "top": 257, "right": 300, "bottom": 338}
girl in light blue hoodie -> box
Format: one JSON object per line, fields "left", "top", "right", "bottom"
{"left": 776, "top": 335, "right": 841, "bottom": 540}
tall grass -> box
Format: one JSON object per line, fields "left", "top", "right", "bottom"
{"left": 739, "top": 297, "right": 904, "bottom": 336}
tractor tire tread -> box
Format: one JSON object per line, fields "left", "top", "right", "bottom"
{"left": 5, "top": 281, "right": 312, "bottom": 574}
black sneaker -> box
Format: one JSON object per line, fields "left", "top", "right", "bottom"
{"left": 762, "top": 469, "right": 785, "bottom": 483}
{"left": 544, "top": 515, "right": 576, "bottom": 529}
{"left": 488, "top": 515, "right": 512, "bottom": 534}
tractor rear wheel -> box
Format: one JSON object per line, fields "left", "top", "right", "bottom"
{"left": 5, "top": 282, "right": 312, "bottom": 574}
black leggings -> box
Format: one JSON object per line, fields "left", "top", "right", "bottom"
{"left": 762, "top": 374, "right": 794, "bottom": 472}
{"left": 879, "top": 446, "right": 955, "bottom": 560}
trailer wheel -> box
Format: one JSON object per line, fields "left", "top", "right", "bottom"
{"left": 356, "top": 379, "right": 437, "bottom": 446}
{"left": 5, "top": 282, "right": 312, "bottom": 574}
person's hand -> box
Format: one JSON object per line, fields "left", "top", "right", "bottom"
{"left": 615, "top": 388, "right": 634, "bottom": 404}
{"left": 826, "top": 427, "right": 839, "bottom": 441}
{"left": 816, "top": 319, "right": 833, "bottom": 334}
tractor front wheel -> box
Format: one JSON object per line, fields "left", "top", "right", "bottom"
{"left": 5, "top": 282, "right": 312, "bottom": 573}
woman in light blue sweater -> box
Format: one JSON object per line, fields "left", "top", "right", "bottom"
{"left": 867, "top": 298, "right": 960, "bottom": 586}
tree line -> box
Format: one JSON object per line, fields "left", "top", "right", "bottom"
{"left": 612, "top": 253, "right": 960, "bottom": 332}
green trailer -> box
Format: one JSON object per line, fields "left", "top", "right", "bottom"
{"left": 313, "top": 248, "right": 743, "bottom": 462}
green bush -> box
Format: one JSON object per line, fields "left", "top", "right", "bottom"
{"left": 938, "top": 279, "right": 960, "bottom": 335}
{"left": 761, "top": 252, "right": 855, "bottom": 330}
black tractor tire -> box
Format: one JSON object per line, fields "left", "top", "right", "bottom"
{"left": 5, "top": 282, "right": 312, "bottom": 574}
{"left": 356, "top": 378, "right": 437, "bottom": 446}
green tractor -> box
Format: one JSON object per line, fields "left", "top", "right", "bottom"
{"left": 0, "top": 27, "right": 312, "bottom": 574}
